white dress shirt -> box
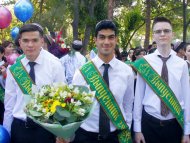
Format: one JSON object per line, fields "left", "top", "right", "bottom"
{"left": 90, "top": 49, "right": 97, "bottom": 59}
{"left": 60, "top": 51, "right": 86, "bottom": 84}
{"left": 3, "top": 49, "right": 66, "bottom": 134}
{"left": 72, "top": 56, "right": 134, "bottom": 133}
{"left": 133, "top": 49, "right": 190, "bottom": 135}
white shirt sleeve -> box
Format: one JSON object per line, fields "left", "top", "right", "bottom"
{"left": 133, "top": 73, "right": 146, "bottom": 132}
{"left": 123, "top": 70, "right": 134, "bottom": 129}
{"left": 182, "top": 64, "right": 190, "bottom": 135}
{"left": 3, "top": 68, "right": 16, "bottom": 135}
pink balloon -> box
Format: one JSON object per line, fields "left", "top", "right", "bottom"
{"left": 0, "top": 5, "right": 12, "bottom": 29}
{"left": 6, "top": 53, "right": 19, "bottom": 65}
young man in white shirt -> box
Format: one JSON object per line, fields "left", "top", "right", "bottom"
{"left": 57, "top": 20, "right": 134, "bottom": 143}
{"left": 72, "top": 19, "right": 134, "bottom": 143}
{"left": 133, "top": 17, "right": 190, "bottom": 143}
{"left": 3, "top": 24, "right": 66, "bottom": 143}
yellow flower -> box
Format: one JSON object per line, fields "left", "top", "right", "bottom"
{"left": 61, "top": 103, "right": 66, "bottom": 108}
{"left": 50, "top": 100, "right": 61, "bottom": 113}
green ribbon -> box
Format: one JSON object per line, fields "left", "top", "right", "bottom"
{"left": 10, "top": 61, "right": 34, "bottom": 95}
{"left": 131, "top": 57, "right": 184, "bottom": 128}
{"left": 80, "top": 61, "right": 132, "bottom": 143}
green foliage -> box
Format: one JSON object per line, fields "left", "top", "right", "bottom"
{"left": 115, "top": 6, "right": 144, "bottom": 50}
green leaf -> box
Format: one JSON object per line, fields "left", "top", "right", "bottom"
{"left": 56, "top": 106, "right": 71, "bottom": 118}
{"left": 53, "top": 112, "right": 65, "bottom": 121}
{"left": 29, "top": 110, "right": 43, "bottom": 117}
{"left": 66, "top": 114, "right": 77, "bottom": 123}
{"left": 73, "top": 85, "right": 89, "bottom": 93}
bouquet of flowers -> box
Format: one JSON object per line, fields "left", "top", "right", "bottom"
{"left": 24, "top": 83, "right": 95, "bottom": 139}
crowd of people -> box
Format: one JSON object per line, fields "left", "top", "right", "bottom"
{"left": 0, "top": 16, "right": 190, "bottom": 143}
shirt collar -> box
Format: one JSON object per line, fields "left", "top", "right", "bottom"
{"left": 22, "top": 48, "right": 44, "bottom": 66}
{"left": 154, "top": 49, "right": 176, "bottom": 57}
{"left": 93, "top": 55, "right": 117, "bottom": 69}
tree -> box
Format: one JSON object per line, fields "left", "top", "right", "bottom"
{"left": 72, "top": 0, "right": 79, "bottom": 40}
{"left": 115, "top": 6, "right": 144, "bottom": 50}
{"left": 144, "top": 0, "right": 151, "bottom": 49}
{"left": 108, "top": 0, "right": 115, "bottom": 20}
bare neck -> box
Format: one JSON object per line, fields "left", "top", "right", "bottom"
{"left": 98, "top": 54, "right": 114, "bottom": 64}
{"left": 157, "top": 46, "right": 171, "bottom": 57}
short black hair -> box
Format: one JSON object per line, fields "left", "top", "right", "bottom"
{"left": 19, "top": 24, "right": 44, "bottom": 37}
{"left": 95, "top": 20, "right": 117, "bottom": 37}
{"left": 152, "top": 17, "right": 172, "bottom": 29}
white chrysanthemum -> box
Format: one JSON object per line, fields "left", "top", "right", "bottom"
{"left": 33, "top": 103, "right": 38, "bottom": 108}
{"left": 39, "top": 91, "right": 44, "bottom": 97}
{"left": 45, "top": 112, "right": 51, "bottom": 119}
{"left": 42, "top": 109, "right": 46, "bottom": 113}
{"left": 77, "top": 108, "right": 86, "bottom": 116}
{"left": 74, "top": 88, "right": 79, "bottom": 94}
{"left": 49, "top": 92, "right": 55, "bottom": 97}
{"left": 36, "top": 105, "right": 43, "bottom": 111}
{"left": 60, "top": 91, "right": 67, "bottom": 98}
{"left": 84, "top": 96, "right": 92, "bottom": 102}
{"left": 82, "top": 92, "right": 87, "bottom": 96}
{"left": 75, "top": 101, "right": 82, "bottom": 106}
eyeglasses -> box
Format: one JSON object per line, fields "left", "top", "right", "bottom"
{"left": 153, "top": 29, "right": 172, "bottom": 35}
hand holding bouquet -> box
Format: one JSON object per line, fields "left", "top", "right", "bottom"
{"left": 25, "top": 83, "right": 95, "bottom": 139}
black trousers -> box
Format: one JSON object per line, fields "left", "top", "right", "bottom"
{"left": 0, "top": 101, "right": 4, "bottom": 124}
{"left": 11, "top": 118, "right": 55, "bottom": 143}
{"left": 71, "top": 127, "right": 119, "bottom": 143}
{"left": 142, "top": 109, "right": 182, "bottom": 143}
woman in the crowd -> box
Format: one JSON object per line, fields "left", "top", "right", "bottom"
{"left": 1, "top": 41, "right": 14, "bottom": 58}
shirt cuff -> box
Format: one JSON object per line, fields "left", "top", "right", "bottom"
{"left": 184, "top": 123, "right": 190, "bottom": 135}
{"left": 133, "top": 121, "right": 141, "bottom": 132}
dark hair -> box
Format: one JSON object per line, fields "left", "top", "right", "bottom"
{"left": 1, "top": 40, "right": 13, "bottom": 49}
{"left": 115, "top": 46, "right": 122, "bottom": 60}
{"left": 14, "top": 34, "right": 20, "bottom": 47}
{"left": 132, "top": 48, "right": 147, "bottom": 62}
{"left": 121, "top": 51, "right": 128, "bottom": 58}
{"left": 95, "top": 20, "right": 117, "bottom": 37}
{"left": 148, "top": 47, "right": 156, "bottom": 54}
{"left": 152, "top": 17, "right": 172, "bottom": 29}
{"left": 0, "top": 46, "right": 7, "bottom": 62}
{"left": 44, "top": 34, "right": 53, "bottom": 48}
{"left": 19, "top": 24, "right": 44, "bottom": 37}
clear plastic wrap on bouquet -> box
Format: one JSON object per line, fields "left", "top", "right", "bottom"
{"left": 24, "top": 83, "right": 95, "bottom": 139}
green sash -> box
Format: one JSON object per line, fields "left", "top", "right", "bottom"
{"left": 9, "top": 61, "right": 34, "bottom": 95}
{"left": 131, "top": 57, "right": 184, "bottom": 128}
{"left": 92, "top": 47, "right": 98, "bottom": 54}
{"left": 80, "top": 61, "right": 132, "bottom": 143}
{"left": 16, "top": 54, "right": 25, "bottom": 62}
{"left": 0, "top": 85, "right": 5, "bottom": 102}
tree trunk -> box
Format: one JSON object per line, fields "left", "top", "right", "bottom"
{"left": 82, "top": 0, "right": 96, "bottom": 55}
{"left": 183, "top": 0, "right": 187, "bottom": 42}
{"left": 72, "top": 0, "right": 79, "bottom": 40}
{"left": 144, "top": 0, "right": 151, "bottom": 49}
{"left": 108, "top": 0, "right": 115, "bottom": 20}
{"left": 39, "top": 0, "right": 44, "bottom": 20}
